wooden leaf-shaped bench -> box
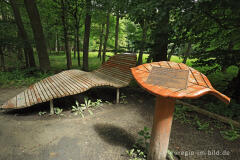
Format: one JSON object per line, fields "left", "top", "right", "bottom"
{"left": 131, "top": 61, "right": 230, "bottom": 160}
{"left": 1, "top": 54, "right": 136, "bottom": 113}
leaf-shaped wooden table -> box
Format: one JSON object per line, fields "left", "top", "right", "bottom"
{"left": 131, "top": 61, "right": 230, "bottom": 160}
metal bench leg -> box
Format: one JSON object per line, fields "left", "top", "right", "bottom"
{"left": 50, "top": 100, "right": 54, "bottom": 115}
{"left": 116, "top": 88, "right": 120, "bottom": 104}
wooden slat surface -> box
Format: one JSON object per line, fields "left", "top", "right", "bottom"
{"left": 1, "top": 54, "right": 136, "bottom": 109}
{"left": 16, "top": 91, "right": 26, "bottom": 108}
{"left": 131, "top": 61, "right": 230, "bottom": 104}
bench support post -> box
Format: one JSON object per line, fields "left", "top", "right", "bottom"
{"left": 148, "top": 96, "right": 175, "bottom": 160}
{"left": 116, "top": 88, "right": 120, "bottom": 104}
{"left": 50, "top": 100, "right": 54, "bottom": 115}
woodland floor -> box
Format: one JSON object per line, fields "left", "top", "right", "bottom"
{"left": 0, "top": 87, "right": 239, "bottom": 160}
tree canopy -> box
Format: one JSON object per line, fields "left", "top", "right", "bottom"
{"left": 0, "top": 0, "right": 240, "bottom": 101}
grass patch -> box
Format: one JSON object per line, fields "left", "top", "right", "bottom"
{"left": 0, "top": 52, "right": 113, "bottom": 87}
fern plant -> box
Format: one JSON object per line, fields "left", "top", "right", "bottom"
{"left": 220, "top": 124, "right": 240, "bottom": 141}
{"left": 72, "top": 101, "right": 85, "bottom": 117}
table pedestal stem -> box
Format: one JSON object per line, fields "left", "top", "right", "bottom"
{"left": 148, "top": 96, "right": 175, "bottom": 160}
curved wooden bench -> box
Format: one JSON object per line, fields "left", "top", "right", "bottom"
{"left": 1, "top": 54, "right": 136, "bottom": 113}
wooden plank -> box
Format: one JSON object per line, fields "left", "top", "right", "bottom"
{"left": 98, "top": 67, "right": 132, "bottom": 78}
{"left": 67, "top": 72, "right": 92, "bottom": 89}
{"left": 31, "top": 85, "right": 42, "bottom": 104}
{"left": 108, "top": 58, "right": 136, "bottom": 65}
{"left": 94, "top": 71, "right": 127, "bottom": 85}
{"left": 68, "top": 75, "right": 89, "bottom": 92}
{"left": 34, "top": 82, "right": 47, "bottom": 102}
{"left": 24, "top": 90, "right": 30, "bottom": 107}
{"left": 7, "top": 97, "right": 17, "bottom": 108}
{"left": 28, "top": 87, "right": 38, "bottom": 105}
{"left": 81, "top": 75, "right": 97, "bottom": 86}
{"left": 16, "top": 91, "right": 26, "bottom": 108}
{"left": 61, "top": 71, "right": 85, "bottom": 90}
{"left": 54, "top": 73, "right": 75, "bottom": 94}
{"left": 96, "top": 70, "right": 129, "bottom": 82}
{"left": 43, "top": 78, "right": 62, "bottom": 98}
{"left": 48, "top": 76, "right": 70, "bottom": 96}
{"left": 26, "top": 89, "right": 34, "bottom": 106}
{"left": 63, "top": 74, "right": 85, "bottom": 93}
{"left": 90, "top": 73, "right": 110, "bottom": 86}
{"left": 58, "top": 72, "right": 79, "bottom": 94}
{"left": 38, "top": 79, "right": 54, "bottom": 100}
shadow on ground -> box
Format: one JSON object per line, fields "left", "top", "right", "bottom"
{"left": 94, "top": 123, "right": 135, "bottom": 150}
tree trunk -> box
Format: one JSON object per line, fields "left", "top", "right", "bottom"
{"left": 76, "top": 25, "right": 81, "bottom": 67}
{"left": 98, "top": 23, "right": 104, "bottom": 60}
{"left": 82, "top": 0, "right": 92, "bottom": 71}
{"left": 73, "top": 35, "right": 76, "bottom": 59}
{"left": 60, "top": 0, "right": 72, "bottom": 70}
{"left": 24, "top": 0, "right": 50, "bottom": 72}
{"left": 10, "top": 0, "right": 36, "bottom": 68}
{"left": 183, "top": 43, "right": 191, "bottom": 64}
{"left": 152, "top": 10, "right": 169, "bottom": 62}
{"left": 137, "top": 20, "right": 147, "bottom": 65}
{"left": 0, "top": 46, "right": 5, "bottom": 71}
{"left": 55, "top": 32, "right": 58, "bottom": 52}
{"left": 17, "top": 32, "right": 23, "bottom": 63}
{"left": 102, "top": 11, "right": 110, "bottom": 64}
{"left": 114, "top": 13, "right": 120, "bottom": 55}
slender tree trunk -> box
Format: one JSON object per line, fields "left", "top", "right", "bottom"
{"left": 183, "top": 43, "right": 191, "bottom": 64}
{"left": 73, "top": 34, "right": 76, "bottom": 59}
{"left": 0, "top": 46, "right": 5, "bottom": 71}
{"left": 137, "top": 20, "right": 147, "bottom": 65}
{"left": 152, "top": 10, "right": 169, "bottom": 62}
{"left": 10, "top": 0, "right": 36, "bottom": 68}
{"left": 55, "top": 32, "right": 58, "bottom": 52}
{"left": 114, "top": 13, "right": 120, "bottom": 55}
{"left": 24, "top": 0, "right": 50, "bottom": 72}
{"left": 102, "top": 11, "right": 110, "bottom": 64}
{"left": 17, "top": 47, "right": 23, "bottom": 63}
{"left": 98, "top": 23, "right": 104, "bottom": 60}
{"left": 60, "top": 0, "right": 72, "bottom": 69}
{"left": 82, "top": 0, "right": 91, "bottom": 71}
{"left": 17, "top": 32, "right": 23, "bottom": 63}
{"left": 76, "top": 25, "right": 81, "bottom": 67}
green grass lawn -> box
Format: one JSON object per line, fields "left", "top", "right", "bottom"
{"left": 48, "top": 51, "right": 114, "bottom": 72}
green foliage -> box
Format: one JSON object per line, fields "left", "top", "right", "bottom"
{"left": 71, "top": 97, "right": 103, "bottom": 117}
{"left": 92, "top": 99, "right": 103, "bottom": 108}
{"left": 174, "top": 104, "right": 191, "bottom": 124}
{"left": 72, "top": 100, "right": 85, "bottom": 117}
{"left": 38, "top": 111, "right": 47, "bottom": 116}
{"left": 126, "top": 126, "right": 150, "bottom": 160}
{"left": 0, "top": 68, "right": 53, "bottom": 87}
{"left": 134, "top": 127, "right": 151, "bottom": 153}
{"left": 80, "top": 97, "right": 94, "bottom": 115}
{"left": 220, "top": 124, "right": 240, "bottom": 141}
{"left": 120, "top": 93, "right": 128, "bottom": 104}
{"left": 54, "top": 107, "right": 64, "bottom": 116}
{"left": 126, "top": 149, "right": 146, "bottom": 160}
{"left": 194, "top": 116, "right": 209, "bottom": 131}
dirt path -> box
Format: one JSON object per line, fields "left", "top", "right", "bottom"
{"left": 0, "top": 87, "right": 239, "bottom": 160}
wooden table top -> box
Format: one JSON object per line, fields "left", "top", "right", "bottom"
{"left": 131, "top": 61, "right": 230, "bottom": 104}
